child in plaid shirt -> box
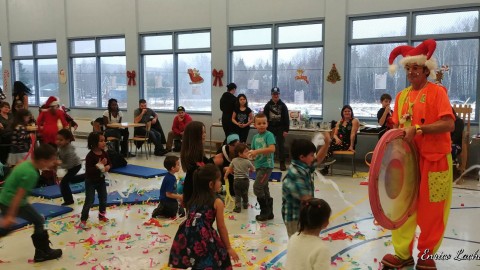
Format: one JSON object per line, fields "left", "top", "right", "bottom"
{"left": 282, "top": 137, "right": 331, "bottom": 238}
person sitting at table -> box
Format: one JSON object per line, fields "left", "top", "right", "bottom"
{"left": 0, "top": 102, "right": 13, "bottom": 165}
{"left": 166, "top": 106, "right": 192, "bottom": 152}
{"left": 103, "top": 98, "right": 134, "bottom": 157}
{"left": 133, "top": 99, "right": 168, "bottom": 156}
{"left": 37, "top": 96, "right": 68, "bottom": 146}
{"left": 320, "top": 105, "right": 359, "bottom": 175}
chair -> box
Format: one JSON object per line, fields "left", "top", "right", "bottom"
{"left": 330, "top": 150, "right": 356, "bottom": 177}
{"left": 453, "top": 104, "right": 472, "bottom": 178}
{"left": 129, "top": 121, "right": 152, "bottom": 159}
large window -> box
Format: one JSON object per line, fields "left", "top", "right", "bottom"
{"left": 70, "top": 37, "right": 126, "bottom": 108}
{"left": 230, "top": 22, "right": 324, "bottom": 116}
{"left": 348, "top": 9, "right": 480, "bottom": 120}
{"left": 11, "top": 42, "right": 58, "bottom": 106}
{"left": 141, "top": 31, "right": 211, "bottom": 112}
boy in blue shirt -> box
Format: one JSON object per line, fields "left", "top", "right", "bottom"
{"left": 152, "top": 156, "right": 183, "bottom": 218}
{"left": 0, "top": 144, "right": 63, "bottom": 262}
{"left": 249, "top": 113, "right": 276, "bottom": 221}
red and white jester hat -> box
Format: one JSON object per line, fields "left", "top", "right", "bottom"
{"left": 388, "top": 39, "right": 438, "bottom": 79}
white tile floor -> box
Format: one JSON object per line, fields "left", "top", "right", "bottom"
{"left": 1, "top": 139, "right": 479, "bottom": 270}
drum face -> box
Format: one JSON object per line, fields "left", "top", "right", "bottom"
{"left": 369, "top": 130, "right": 419, "bottom": 230}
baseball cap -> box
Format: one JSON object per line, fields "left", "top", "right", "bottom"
{"left": 226, "top": 134, "right": 240, "bottom": 144}
{"left": 271, "top": 87, "right": 280, "bottom": 94}
{"left": 177, "top": 106, "right": 185, "bottom": 112}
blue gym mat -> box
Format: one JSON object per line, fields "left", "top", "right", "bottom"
{"left": 30, "top": 182, "right": 86, "bottom": 199}
{"left": 93, "top": 189, "right": 160, "bottom": 206}
{"left": 110, "top": 164, "right": 168, "bottom": 178}
{"left": 10, "top": 203, "right": 74, "bottom": 231}
{"left": 249, "top": 171, "right": 284, "bottom": 182}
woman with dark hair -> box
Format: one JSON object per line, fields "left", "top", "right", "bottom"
{"left": 320, "top": 105, "right": 360, "bottom": 175}
{"left": 103, "top": 98, "right": 132, "bottom": 157}
{"left": 12, "top": 81, "right": 32, "bottom": 114}
{"left": 219, "top": 83, "right": 237, "bottom": 140}
{"left": 232, "top": 94, "right": 253, "bottom": 143}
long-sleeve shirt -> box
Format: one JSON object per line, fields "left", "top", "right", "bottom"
{"left": 37, "top": 110, "right": 68, "bottom": 144}
{"left": 172, "top": 113, "right": 192, "bottom": 136}
{"left": 263, "top": 99, "right": 290, "bottom": 132}
{"left": 285, "top": 234, "right": 330, "bottom": 270}
{"left": 85, "top": 150, "right": 111, "bottom": 183}
{"left": 10, "top": 124, "right": 31, "bottom": 154}
{"left": 58, "top": 144, "right": 81, "bottom": 170}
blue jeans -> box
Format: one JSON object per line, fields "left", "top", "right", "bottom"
{"left": 0, "top": 203, "right": 45, "bottom": 236}
{"left": 81, "top": 180, "right": 107, "bottom": 221}
{"left": 60, "top": 164, "right": 84, "bottom": 203}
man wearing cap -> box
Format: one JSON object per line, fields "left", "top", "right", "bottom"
{"left": 165, "top": 106, "right": 192, "bottom": 152}
{"left": 220, "top": 83, "right": 237, "bottom": 139}
{"left": 381, "top": 39, "right": 454, "bottom": 270}
{"left": 37, "top": 96, "right": 69, "bottom": 145}
{"left": 263, "top": 87, "right": 289, "bottom": 171}
{"left": 134, "top": 99, "right": 168, "bottom": 156}
{"left": 217, "top": 133, "right": 240, "bottom": 196}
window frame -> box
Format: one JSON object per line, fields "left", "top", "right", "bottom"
{"left": 347, "top": 7, "right": 480, "bottom": 121}
{"left": 139, "top": 30, "right": 211, "bottom": 113}
{"left": 229, "top": 20, "right": 325, "bottom": 116}
{"left": 11, "top": 41, "right": 58, "bottom": 106}
{"left": 69, "top": 36, "right": 126, "bottom": 109}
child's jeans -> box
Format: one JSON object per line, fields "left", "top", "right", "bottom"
{"left": 60, "top": 164, "right": 85, "bottom": 203}
{"left": 0, "top": 203, "right": 45, "bottom": 236}
{"left": 81, "top": 180, "right": 107, "bottom": 221}
{"left": 234, "top": 177, "right": 249, "bottom": 208}
{"left": 253, "top": 168, "right": 272, "bottom": 200}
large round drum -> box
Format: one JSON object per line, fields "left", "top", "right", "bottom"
{"left": 368, "top": 129, "right": 420, "bottom": 230}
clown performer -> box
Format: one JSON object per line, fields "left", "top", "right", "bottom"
{"left": 37, "top": 96, "right": 69, "bottom": 145}
{"left": 381, "top": 39, "right": 455, "bottom": 270}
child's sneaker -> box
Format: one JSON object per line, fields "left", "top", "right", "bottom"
{"left": 98, "top": 214, "right": 109, "bottom": 222}
{"left": 243, "top": 203, "right": 249, "bottom": 209}
{"left": 233, "top": 206, "right": 241, "bottom": 213}
{"left": 78, "top": 220, "right": 91, "bottom": 230}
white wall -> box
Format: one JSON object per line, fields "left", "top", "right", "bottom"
{"left": 0, "top": 0, "right": 479, "bottom": 159}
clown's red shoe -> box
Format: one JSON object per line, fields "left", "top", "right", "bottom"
{"left": 381, "top": 254, "right": 414, "bottom": 269}
{"left": 416, "top": 258, "right": 437, "bottom": 270}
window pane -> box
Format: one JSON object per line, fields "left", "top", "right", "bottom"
{"left": 143, "top": 35, "right": 173, "bottom": 51}
{"left": 72, "top": 57, "right": 97, "bottom": 107}
{"left": 233, "top": 28, "right": 272, "bottom": 46}
{"left": 177, "top": 53, "right": 212, "bottom": 111}
{"left": 37, "top": 42, "right": 57, "bottom": 56}
{"left": 277, "top": 48, "right": 324, "bottom": 116}
{"left": 416, "top": 11, "right": 479, "bottom": 35}
{"left": 38, "top": 59, "right": 59, "bottom": 105}
{"left": 14, "top": 59, "right": 35, "bottom": 105}
{"left": 71, "top": 40, "right": 95, "bottom": 54}
{"left": 352, "top": 17, "right": 407, "bottom": 39}
{"left": 278, "top": 24, "right": 323, "bottom": 44}
{"left": 13, "top": 44, "right": 33, "bottom": 57}
{"left": 349, "top": 43, "right": 407, "bottom": 118}
{"left": 231, "top": 50, "right": 273, "bottom": 113}
{"left": 101, "top": 56, "right": 127, "bottom": 107}
{"left": 143, "top": 55, "right": 174, "bottom": 110}
{"left": 177, "top": 32, "right": 210, "bottom": 49}
{"left": 100, "top": 38, "right": 126, "bottom": 53}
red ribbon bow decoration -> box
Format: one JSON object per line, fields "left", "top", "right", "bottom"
{"left": 212, "top": 69, "right": 224, "bottom": 87}
{"left": 127, "top": 70, "right": 136, "bottom": 86}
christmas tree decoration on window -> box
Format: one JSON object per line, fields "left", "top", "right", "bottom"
{"left": 295, "top": 69, "right": 309, "bottom": 84}
{"left": 188, "top": 68, "right": 204, "bottom": 84}
{"left": 435, "top": 65, "right": 449, "bottom": 85}
{"left": 327, "top": 63, "right": 341, "bottom": 84}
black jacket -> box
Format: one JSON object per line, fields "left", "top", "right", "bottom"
{"left": 263, "top": 99, "right": 289, "bottom": 132}
{"left": 220, "top": 92, "right": 236, "bottom": 119}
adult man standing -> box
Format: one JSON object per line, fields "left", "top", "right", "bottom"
{"left": 134, "top": 99, "right": 168, "bottom": 156}
{"left": 381, "top": 39, "right": 455, "bottom": 270}
{"left": 263, "top": 87, "right": 289, "bottom": 171}
{"left": 165, "top": 106, "right": 192, "bottom": 152}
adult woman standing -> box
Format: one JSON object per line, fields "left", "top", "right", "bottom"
{"left": 219, "top": 83, "right": 237, "bottom": 139}
{"left": 12, "top": 81, "right": 32, "bottom": 114}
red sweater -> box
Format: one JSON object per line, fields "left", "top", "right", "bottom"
{"left": 37, "top": 110, "right": 68, "bottom": 144}
{"left": 172, "top": 113, "right": 192, "bottom": 136}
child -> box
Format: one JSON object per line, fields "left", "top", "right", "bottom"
{"left": 282, "top": 138, "right": 331, "bottom": 238}
{"left": 285, "top": 198, "right": 332, "bottom": 270}
{"left": 8, "top": 109, "right": 33, "bottom": 167}
{"left": 232, "top": 94, "right": 253, "bottom": 143}
{"left": 180, "top": 121, "right": 223, "bottom": 205}
{"left": 80, "top": 132, "right": 111, "bottom": 227}
{"left": 169, "top": 164, "right": 239, "bottom": 269}
{"left": 0, "top": 144, "right": 63, "bottom": 262}
{"left": 224, "top": 143, "right": 254, "bottom": 213}
{"left": 152, "top": 156, "right": 183, "bottom": 218}
{"left": 249, "top": 113, "right": 276, "bottom": 221}
{"left": 56, "top": 129, "right": 85, "bottom": 205}
{"left": 377, "top": 93, "right": 394, "bottom": 139}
